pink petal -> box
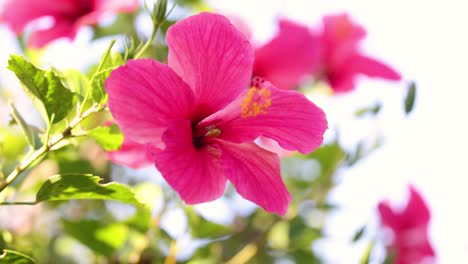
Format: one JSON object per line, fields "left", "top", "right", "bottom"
{"left": 378, "top": 200, "right": 399, "bottom": 230}
{"left": 150, "top": 120, "right": 226, "bottom": 204}
{"left": 1, "top": 0, "right": 79, "bottom": 34}
{"left": 28, "top": 18, "right": 77, "bottom": 48}
{"left": 106, "top": 137, "right": 152, "bottom": 169}
{"left": 80, "top": 0, "right": 139, "bottom": 25}
{"left": 322, "top": 13, "right": 366, "bottom": 49}
{"left": 224, "top": 13, "right": 252, "bottom": 39}
{"left": 215, "top": 140, "right": 291, "bottom": 215}
{"left": 94, "top": 0, "right": 139, "bottom": 12}
{"left": 166, "top": 12, "right": 254, "bottom": 116}
{"left": 254, "top": 19, "right": 321, "bottom": 90}
{"left": 403, "top": 185, "right": 431, "bottom": 227}
{"left": 349, "top": 54, "right": 402, "bottom": 81}
{"left": 200, "top": 79, "right": 327, "bottom": 154}
{"left": 105, "top": 59, "right": 196, "bottom": 148}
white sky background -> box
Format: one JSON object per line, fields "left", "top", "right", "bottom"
{"left": 0, "top": 0, "right": 467, "bottom": 263}
{"left": 210, "top": 0, "right": 468, "bottom": 263}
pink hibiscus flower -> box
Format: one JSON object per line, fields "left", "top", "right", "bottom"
{"left": 253, "top": 19, "right": 321, "bottom": 90}
{"left": 1, "top": 0, "right": 138, "bottom": 47}
{"left": 317, "top": 13, "right": 402, "bottom": 93}
{"left": 105, "top": 12, "right": 327, "bottom": 215}
{"left": 378, "top": 186, "right": 436, "bottom": 264}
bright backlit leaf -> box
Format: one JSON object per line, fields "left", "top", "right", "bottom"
{"left": 62, "top": 219, "right": 128, "bottom": 257}
{"left": 0, "top": 249, "right": 36, "bottom": 264}
{"left": 88, "top": 124, "right": 124, "bottom": 151}
{"left": 7, "top": 55, "right": 75, "bottom": 124}
{"left": 36, "top": 174, "right": 142, "bottom": 207}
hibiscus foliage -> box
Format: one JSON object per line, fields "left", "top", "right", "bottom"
{"left": 0, "top": 0, "right": 432, "bottom": 263}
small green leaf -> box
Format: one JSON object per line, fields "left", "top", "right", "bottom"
{"left": 8, "top": 102, "right": 37, "bottom": 149}
{"left": 7, "top": 55, "right": 74, "bottom": 124}
{"left": 88, "top": 124, "right": 123, "bottom": 151}
{"left": 36, "top": 174, "right": 142, "bottom": 206}
{"left": 0, "top": 249, "right": 36, "bottom": 264}
{"left": 360, "top": 240, "right": 375, "bottom": 264}
{"left": 352, "top": 225, "right": 366, "bottom": 243}
{"left": 355, "top": 101, "right": 382, "bottom": 117}
{"left": 62, "top": 219, "right": 128, "bottom": 257}
{"left": 187, "top": 208, "right": 232, "bottom": 239}
{"left": 61, "top": 70, "right": 91, "bottom": 99}
{"left": 404, "top": 81, "right": 417, "bottom": 115}
{"left": 90, "top": 40, "right": 123, "bottom": 104}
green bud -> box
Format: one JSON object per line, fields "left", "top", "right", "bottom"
{"left": 152, "top": 0, "right": 168, "bottom": 24}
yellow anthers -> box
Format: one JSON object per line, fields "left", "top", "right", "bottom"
{"left": 241, "top": 86, "right": 272, "bottom": 118}
{"left": 205, "top": 127, "right": 221, "bottom": 138}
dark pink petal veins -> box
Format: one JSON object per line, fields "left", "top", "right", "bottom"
{"left": 200, "top": 80, "right": 327, "bottom": 154}
{"left": 216, "top": 140, "right": 291, "bottom": 215}
{"left": 150, "top": 120, "right": 227, "bottom": 204}
{"left": 105, "top": 59, "right": 196, "bottom": 148}
{"left": 254, "top": 19, "right": 321, "bottom": 90}
{"left": 166, "top": 12, "right": 254, "bottom": 115}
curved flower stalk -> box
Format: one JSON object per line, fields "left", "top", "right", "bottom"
{"left": 378, "top": 185, "right": 436, "bottom": 264}
{"left": 106, "top": 12, "right": 327, "bottom": 215}
{"left": 1, "top": 0, "right": 139, "bottom": 47}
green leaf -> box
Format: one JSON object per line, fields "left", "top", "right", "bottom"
{"left": 187, "top": 208, "right": 232, "bottom": 239}
{"left": 289, "top": 217, "right": 322, "bottom": 249}
{"left": 0, "top": 249, "right": 36, "bottom": 264}
{"left": 360, "top": 240, "right": 375, "bottom": 264}
{"left": 125, "top": 183, "right": 162, "bottom": 233}
{"left": 61, "top": 69, "right": 91, "bottom": 98}
{"left": 62, "top": 219, "right": 128, "bottom": 257}
{"left": 292, "top": 249, "right": 321, "bottom": 264}
{"left": 8, "top": 102, "right": 39, "bottom": 149}
{"left": 355, "top": 101, "right": 382, "bottom": 117}
{"left": 352, "top": 225, "right": 366, "bottom": 243}
{"left": 35, "top": 174, "right": 142, "bottom": 207}
{"left": 404, "top": 81, "right": 417, "bottom": 115}
{"left": 7, "top": 55, "right": 74, "bottom": 124}
{"left": 90, "top": 41, "right": 123, "bottom": 104}
{"left": 88, "top": 124, "right": 123, "bottom": 151}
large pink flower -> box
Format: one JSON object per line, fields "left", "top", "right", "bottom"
{"left": 378, "top": 186, "right": 436, "bottom": 264}
{"left": 105, "top": 13, "right": 327, "bottom": 215}
{"left": 1, "top": 0, "right": 138, "bottom": 47}
{"left": 253, "top": 19, "right": 321, "bottom": 90}
{"left": 317, "top": 13, "right": 401, "bottom": 93}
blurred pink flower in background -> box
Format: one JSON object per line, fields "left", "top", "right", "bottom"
{"left": 105, "top": 13, "right": 327, "bottom": 215}
{"left": 253, "top": 19, "right": 321, "bottom": 90}
{"left": 106, "top": 137, "right": 153, "bottom": 169}
{"left": 231, "top": 13, "right": 401, "bottom": 93}
{"left": 316, "top": 13, "right": 401, "bottom": 93}
{"left": 0, "top": 0, "right": 138, "bottom": 47}
{"left": 378, "top": 185, "right": 436, "bottom": 264}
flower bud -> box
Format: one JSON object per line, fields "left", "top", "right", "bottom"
{"left": 152, "top": 0, "right": 168, "bottom": 24}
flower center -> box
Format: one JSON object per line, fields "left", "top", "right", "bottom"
{"left": 241, "top": 86, "right": 272, "bottom": 118}
{"left": 192, "top": 124, "right": 221, "bottom": 148}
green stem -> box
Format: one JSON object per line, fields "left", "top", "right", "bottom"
{"left": 0, "top": 105, "right": 103, "bottom": 193}
{"left": 133, "top": 21, "right": 161, "bottom": 59}
{"left": 0, "top": 201, "right": 36, "bottom": 206}
{"left": 78, "top": 39, "right": 116, "bottom": 116}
